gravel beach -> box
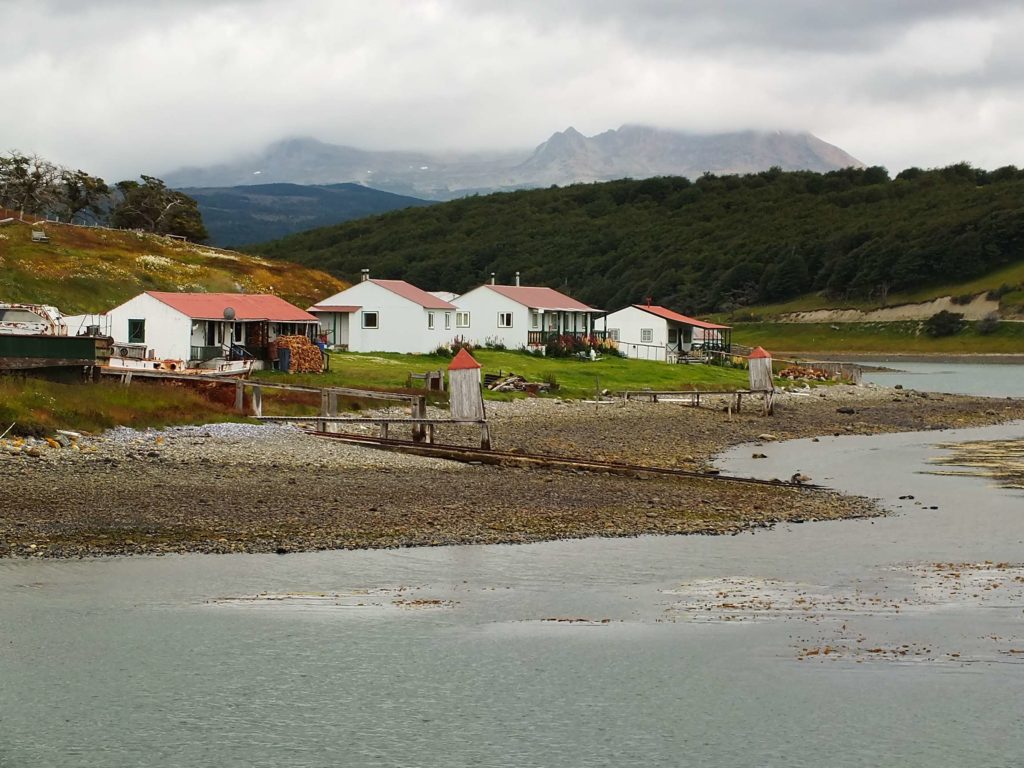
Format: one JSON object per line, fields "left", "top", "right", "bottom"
{"left": 2, "top": 384, "right": 1022, "bottom": 558}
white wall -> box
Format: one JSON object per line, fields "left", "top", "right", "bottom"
{"left": 603, "top": 306, "right": 669, "bottom": 361}
{"left": 451, "top": 287, "right": 531, "bottom": 349}
{"left": 314, "top": 281, "right": 456, "bottom": 353}
{"left": 104, "top": 294, "right": 193, "bottom": 360}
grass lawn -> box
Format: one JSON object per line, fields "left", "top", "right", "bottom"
{"left": 257, "top": 349, "right": 752, "bottom": 400}
{"left": 733, "top": 321, "right": 1024, "bottom": 355}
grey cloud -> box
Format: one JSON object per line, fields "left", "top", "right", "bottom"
{"left": 455, "top": 0, "right": 1021, "bottom": 53}
{"left": 2, "top": 0, "right": 1023, "bottom": 180}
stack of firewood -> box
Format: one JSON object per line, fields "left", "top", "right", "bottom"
{"left": 778, "top": 365, "right": 831, "bottom": 381}
{"left": 275, "top": 335, "right": 324, "bottom": 373}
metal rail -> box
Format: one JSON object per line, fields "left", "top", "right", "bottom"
{"left": 307, "top": 429, "right": 821, "bottom": 490}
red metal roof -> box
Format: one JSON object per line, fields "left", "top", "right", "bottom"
{"left": 307, "top": 304, "right": 361, "bottom": 313}
{"left": 146, "top": 292, "right": 318, "bottom": 322}
{"left": 486, "top": 285, "right": 599, "bottom": 312}
{"left": 448, "top": 348, "right": 481, "bottom": 370}
{"left": 632, "top": 305, "right": 731, "bottom": 330}
{"left": 371, "top": 279, "right": 455, "bottom": 309}
{"left": 749, "top": 346, "right": 772, "bottom": 359}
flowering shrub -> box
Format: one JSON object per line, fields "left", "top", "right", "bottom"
{"left": 433, "top": 335, "right": 475, "bottom": 357}
{"left": 543, "top": 334, "right": 615, "bottom": 358}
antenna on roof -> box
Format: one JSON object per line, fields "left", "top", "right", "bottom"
{"left": 645, "top": 296, "right": 653, "bottom": 306}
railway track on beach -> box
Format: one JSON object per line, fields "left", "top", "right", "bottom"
{"left": 306, "top": 429, "right": 821, "bottom": 490}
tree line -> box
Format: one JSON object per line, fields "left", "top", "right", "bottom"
{"left": 250, "top": 163, "right": 1024, "bottom": 314}
{"left": 0, "top": 150, "right": 207, "bottom": 241}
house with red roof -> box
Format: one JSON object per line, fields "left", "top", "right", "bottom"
{"left": 104, "top": 291, "right": 320, "bottom": 368}
{"left": 600, "top": 303, "right": 732, "bottom": 362}
{"left": 451, "top": 275, "right": 604, "bottom": 351}
{"left": 308, "top": 271, "right": 457, "bottom": 353}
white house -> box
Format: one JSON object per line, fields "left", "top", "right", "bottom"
{"left": 308, "top": 275, "right": 457, "bottom": 353}
{"left": 601, "top": 304, "right": 732, "bottom": 362}
{"left": 451, "top": 280, "right": 603, "bottom": 350}
{"left": 104, "top": 291, "right": 320, "bottom": 366}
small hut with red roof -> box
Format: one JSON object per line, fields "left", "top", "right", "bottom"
{"left": 448, "top": 348, "right": 485, "bottom": 420}
{"left": 747, "top": 346, "right": 774, "bottom": 392}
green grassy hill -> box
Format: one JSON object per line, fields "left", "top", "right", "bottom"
{"left": 0, "top": 218, "right": 346, "bottom": 314}
{"left": 731, "top": 320, "right": 1024, "bottom": 355}
{"left": 248, "top": 165, "right": 1024, "bottom": 316}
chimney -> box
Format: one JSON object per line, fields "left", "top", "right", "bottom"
{"left": 515, "top": 271, "right": 521, "bottom": 287}
{"left": 360, "top": 268, "right": 370, "bottom": 282}
{"left": 489, "top": 272, "right": 496, "bottom": 285}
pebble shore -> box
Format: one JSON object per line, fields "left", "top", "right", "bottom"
{"left": 2, "top": 384, "right": 1021, "bottom": 558}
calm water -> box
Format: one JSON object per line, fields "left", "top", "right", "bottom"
{"left": 860, "top": 360, "right": 1024, "bottom": 397}
{"left": 3, "top": 380, "right": 1024, "bottom": 767}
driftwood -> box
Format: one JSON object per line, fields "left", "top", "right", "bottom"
{"left": 486, "top": 374, "right": 552, "bottom": 393}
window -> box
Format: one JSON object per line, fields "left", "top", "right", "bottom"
{"left": 427, "top": 312, "right": 435, "bottom": 330}
{"left": 667, "top": 328, "right": 678, "bottom": 344}
{"left": 497, "top": 312, "right": 513, "bottom": 328}
{"left": 530, "top": 311, "right": 540, "bottom": 329}
{"left": 362, "top": 311, "right": 379, "bottom": 329}
{"left": 444, "top": 312, "right": 452, "bottom": 330}
{"left": 641, "top": 328, "right": 653, "bottom": 344}
{"left": 456, "top": 311, "right": 470, "bottom": 328}
{"left": 128, "top": 319, "right": 145, "bottom": 344}
{"left": 608, "top": 328, "right": 620, "bottom": 341}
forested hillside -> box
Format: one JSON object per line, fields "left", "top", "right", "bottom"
{"left": 250, "top": 165, "right": 1024, "bottom": 314}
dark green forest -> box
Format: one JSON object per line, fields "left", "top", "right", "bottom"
{"left": 249, "top": 164, "right": 1024, "bottom": 313}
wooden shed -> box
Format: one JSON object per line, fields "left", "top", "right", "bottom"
{"left": 748, "top": 346, "right": 774, "bottom": 392}
{"left": 448, "top": 348, "right": 485, "bottom": 420}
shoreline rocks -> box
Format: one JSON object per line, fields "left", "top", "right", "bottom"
{"left": 1, "top": 386, "right": 1022, "bottom": 559}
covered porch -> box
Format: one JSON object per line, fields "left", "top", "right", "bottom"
{"left": 189, "top": 319, "right": 320, "bottom": 365}
{"left": 526, "top": 309, "right": 606, "bottom": 347}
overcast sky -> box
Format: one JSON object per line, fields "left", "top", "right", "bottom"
{"left": 3, "top": 0, "right": 1023, "bottom": 180}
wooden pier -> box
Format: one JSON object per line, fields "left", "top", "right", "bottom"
{"left": 95, "top": 368, "right": 491, "bottom": 447}
{"left": 621, "top": 388, "right": 775, "bottom": 415}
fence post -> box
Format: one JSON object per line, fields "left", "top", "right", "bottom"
{"left": 327, "top": 390, "right": 339, "bottom": 433}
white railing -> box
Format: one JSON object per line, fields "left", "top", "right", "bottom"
{"left": 623, "top": 342, "right": 667, "bottom": 361}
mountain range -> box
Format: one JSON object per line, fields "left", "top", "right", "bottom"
{"left": 166, "top": 125, "right": 864, "bottom": 201}
{"left": 180, "top": 183, "right": 433, "bottom": 246}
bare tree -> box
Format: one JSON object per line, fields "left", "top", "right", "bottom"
{"left": 0, "top": 151, "right": 62, "bottom": 217}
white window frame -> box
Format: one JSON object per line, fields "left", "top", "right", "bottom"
{"left": 641, "top": 328, "right": 653, "bottom": 344}
{"left": 497, "top": 312, "right": 513, "bottom": 328}
{"left": 427, "top": 312, "right": 435, "bottom": 330}
{"left": 530, "top": 311, "right": 540, "bottom": 329}
{"left": 456, "top": 311, "right": 470, "bottom": 328}
{"left": 361, "top": 311, "right": 379, "bottom": 329}
{"left": 608, "top": 328, "right": 620, "bottom": 341}
{"left": 444, "top": 312, "right": 451, "bottom": 330}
